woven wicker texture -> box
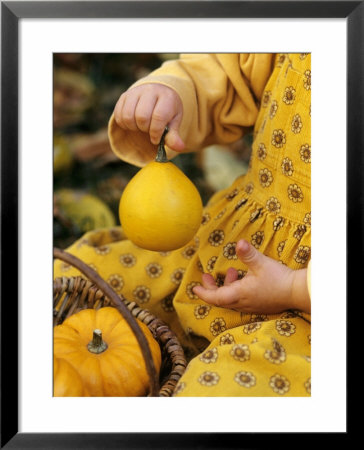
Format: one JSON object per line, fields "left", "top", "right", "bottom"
{"left": 54, "top": 249, "right": 187, "bottom": 397}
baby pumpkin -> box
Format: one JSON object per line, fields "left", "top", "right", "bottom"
{"left": 53, "top": 356, "right": 85, "bottom": 397}
{"left": 53, "top": 307, "right": 162, "bottom": 397}
{"left": 119, "top": 127, "right": 203, "bottom": 251}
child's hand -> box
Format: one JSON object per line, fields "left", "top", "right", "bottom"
{"left": 193, "top": 239, "right": 310, "bottom": 314}
{"left": 113, "top": 84, "right": 185, "bottom": 151}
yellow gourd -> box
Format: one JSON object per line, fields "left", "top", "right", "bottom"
{"left": 119, "top": 128, "right": 203, "bottom": 251}
{"left": 53, "top": 134, "right": 73, "bottom": 174}
{"left": 53, "top": 307, "right": 161, "bottom": 397}
{"left": 54, "top": 189, "right": 116, "bottom": 233}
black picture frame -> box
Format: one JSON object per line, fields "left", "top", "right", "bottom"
{"left": 1, "top": 1, "right": 360, "bottom": 448}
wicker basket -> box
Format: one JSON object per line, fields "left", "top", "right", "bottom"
{"left": 53, "top": 247, "right": 187, "bottom": 397}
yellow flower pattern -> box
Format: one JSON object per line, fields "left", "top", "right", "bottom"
{"left": 54, "top": 53, "right": 311, "bottom": 397}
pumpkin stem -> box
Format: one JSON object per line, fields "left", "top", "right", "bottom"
{"left": 155, "top": 126, "right": 169, "bottom": 163}
{"left": 87, "top": 329, "right": 108, "bottom": 354}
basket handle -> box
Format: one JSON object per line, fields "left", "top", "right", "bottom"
{"left": 53, "top": 247, "right": 160, "bottom": 397}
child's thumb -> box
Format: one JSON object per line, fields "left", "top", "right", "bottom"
{"left": 165, "top": 115, "right": 185, "bottom": 151}
{"left": 236, "top": 239, "right": 264, "bottom": 272}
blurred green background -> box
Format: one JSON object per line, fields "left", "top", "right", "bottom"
{"left": 53, "top": 53, "right": 252, "bottom": 249}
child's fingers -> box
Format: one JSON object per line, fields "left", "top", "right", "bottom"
{"left": 236, "top": 239, "right": 264, "bottom": 272}
{"left": 134, "top": 94, "right": 158, "bottom": 133}
{"left": 113, "top": 84, "right": 184, "bottom": 150}
{"left": 149, "top": 96, "right": 175, "bottom": 145}
{"left": 224, "top": 267, "right": 239, "bottom": 286}
{"left": 119, "top": 92, "right": 141, "bottom": 131}
{"left": 165, "top": 114, "right": 185, "bottom": 151}
{"left": 113, "top": 93, "right": 127, "bottom": 128}
{"left": 192, "top": 284, "right": 240, "bottom": 308}
{"left": 201, "top": 273, "right": 218, "bottom": 290}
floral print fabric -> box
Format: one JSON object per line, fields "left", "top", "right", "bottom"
{"left": 54, "top": 53, "right": 311, "bottom": 396}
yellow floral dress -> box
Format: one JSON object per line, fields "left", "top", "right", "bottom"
{"left": 54, "top": 53, "right": 311, "bottom": 396}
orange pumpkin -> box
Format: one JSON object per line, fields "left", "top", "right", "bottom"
{"left": 53, "top": 307, "right": 161, "bottom": 396}
{"left": 53, "top": 356, "right": 85, "bottom": 397}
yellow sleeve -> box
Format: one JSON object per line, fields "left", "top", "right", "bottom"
{"left": 108, "top": 53, "right": 275, "bottom": 167}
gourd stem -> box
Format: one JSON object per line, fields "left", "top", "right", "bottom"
{"left": 53, "top": 247, "right": 160, "bottom": 397}
{"left": 155, "top": 126, "right": 169, "bottom": 162}
{"left": 88, "top": 329, "right": 108, "bottom": 354}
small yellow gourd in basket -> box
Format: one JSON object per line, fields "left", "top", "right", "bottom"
{"left": 53, "top": 307, "right": 162, "bottom": 397}
{"left": 119, "top": 127, "right": 203, "bottom": 251}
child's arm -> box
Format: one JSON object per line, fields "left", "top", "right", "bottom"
{"left": 193, "top": 239, "right": 311, "bottom": 314}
